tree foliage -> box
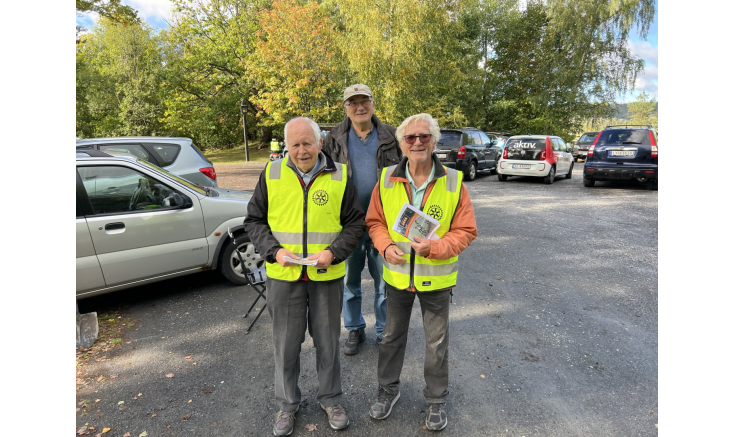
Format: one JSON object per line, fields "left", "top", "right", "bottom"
{"left": 76, "top": 19, "right": 164, "bottom": 137}
{"left": 76, "top": 0, "right": 657, "bottom": 149}
{"left": 627, "top": 91, "right": 658, "bottom": 129}
{"left": 248, "top": 0, "right": 346, "bottom": 125}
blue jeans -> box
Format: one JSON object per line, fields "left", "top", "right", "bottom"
{"left": 342, "top": 232, "right": 387, "bottom": 338}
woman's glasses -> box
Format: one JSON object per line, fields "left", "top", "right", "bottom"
{"left": 402, "top": 134, "right": 433, "bottom": 145}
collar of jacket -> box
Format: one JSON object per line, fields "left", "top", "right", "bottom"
{"left": 334, "top": 114, "right": 395, "bottom": 147}
{"left": 285, "top": 151, "right": 338, "bottom": 176}
{"left": 389, "top": 153, "right": 447, "bottom": 184}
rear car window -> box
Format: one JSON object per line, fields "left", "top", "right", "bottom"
{"left": 99, "top": 144, "right": 153, "bottom": 162}
{"left": 438, "top": 131, "right": 462, "bottom": 149}
{"left": 597, "top": 130, "right": 651, "bottom": 146}
{"left": 149, "top": 144, "right": 182, "bottom": 167}
{"left": 578, "top": 132, "right": 599, "bottom": 143}
{"left": 505, "top": 138, "right": 546, "bottom": 160}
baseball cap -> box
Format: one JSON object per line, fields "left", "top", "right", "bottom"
{"left": 343, "top": 84, "right": 372, "bottom": 102}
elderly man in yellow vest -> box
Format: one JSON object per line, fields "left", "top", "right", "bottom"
{"left": 243, "top": 117, "right": 366, "bottom": 436}
{"left": 364, "top": 113, "right": 477, "bottom": 431}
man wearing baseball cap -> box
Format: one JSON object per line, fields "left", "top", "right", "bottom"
{"left": 323, "top": 84, "right": 402, "bottom": 355}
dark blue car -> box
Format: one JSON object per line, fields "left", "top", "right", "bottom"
{"left": 583, "top": 125, "right": 658, "bottom": 190}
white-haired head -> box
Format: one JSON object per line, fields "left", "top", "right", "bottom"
{"left": 395, "top": 113, "right": 441, "bottom": 145}
{"left": 284, "top": 117, "right": 321, "bottom": 146}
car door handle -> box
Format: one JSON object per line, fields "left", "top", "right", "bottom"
{"left": 104, "top": 222, "right": 125, "bottom": 231}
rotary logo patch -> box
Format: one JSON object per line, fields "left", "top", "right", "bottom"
{"left": 426, "top": 204, "right": 444, "bottom": 220}
{"left": 312, "top": 189, "right": 329, "bottom": 206}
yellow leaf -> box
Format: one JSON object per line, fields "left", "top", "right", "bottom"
{"left": 102, "top": 428, "right": 111, "bottom": 434}
{"left": 139, "top": 432, "right": 148, "bottom": 437}
{"left": 481, "top": 375, "right": 485, "bottom": 378}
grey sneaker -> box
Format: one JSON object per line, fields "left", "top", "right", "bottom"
{"left": 272, "top": 405, "right": 298, "bottom": 436}
{"left": 369, "top": 388, "right": 400, "bottom": 419}
{"left": 425, "top": 403, "right": 447, "bottom": 431}
{"left": 343, "top": 328, "right": 365, "bottom": 355}
{"left": 320, "top": 403, "right": 349, "bottom": 430}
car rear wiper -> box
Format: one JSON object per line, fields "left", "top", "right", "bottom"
{"left": 622, "top": 141, "right": 642, "bottom": 144}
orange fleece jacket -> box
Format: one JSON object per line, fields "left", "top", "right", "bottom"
{"left": 366, "top": 169, "right": 478, "bottom": 261}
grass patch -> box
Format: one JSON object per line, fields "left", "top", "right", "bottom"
{"left": 204, "top": 144, "right": 271, "bottom": 164}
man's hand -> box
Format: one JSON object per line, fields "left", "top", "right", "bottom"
{"left": 276, "top": 248, "right": 300, "bottom": 267}
{"left": 411, "top": 236, "right": 432, "bottom": 257}
{"left": 306, "top": 249, "right": 335, "bottom": 269}
{"left": 384, "top": 244, "right": 407, "bottom": 265}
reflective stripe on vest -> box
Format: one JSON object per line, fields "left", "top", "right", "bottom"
{"left": 379, "top": 164, "right": 462, "bottom": 291}
{"left": 265, "top": 158, "right": 347, "bottom": 281}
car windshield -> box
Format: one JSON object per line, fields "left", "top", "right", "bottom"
{"left": 136, "top": 158, "right": 207, "bottom": 195}
{"left": 597, "top": 129, "right": 651, "bottom": 146}
{"left": 438, "top": 131, "right": 462, "bottom": 149}
{"left": 578, "top": 132, "right": 599, "bottom": 143}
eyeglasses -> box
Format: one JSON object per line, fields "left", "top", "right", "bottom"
{"left": 344, "top": 99, "right": 372, "bottom": 108}
{"left": 402, "top": 134, "right": 433, "bottom": 145}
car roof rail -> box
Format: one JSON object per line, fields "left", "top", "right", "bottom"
{"left": 76, "top": 148, "right": 112, "bottom": 157}
{"left": 604, "top": 124, "right": 653, "bottom": 129}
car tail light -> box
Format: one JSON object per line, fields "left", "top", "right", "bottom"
{"left": 649, "top": 131, "right": 658, "bottom": 157}
{"left": 540, "top": 149, "right": 546, "bottom": 160}
{"left": 457, "top": 146, "right": 466, "bottom": 159}
{"left": 587, "top": 145, "right": 595, "bottom": 157}
{"left": 200, "top": 167, "right": 217, "bottom": 181}
{"left": 502, "top": 147, "right": 508, "bottom": 159}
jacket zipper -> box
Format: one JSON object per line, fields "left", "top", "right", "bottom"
{"left": 292, "top": 165, "right": 325, "bottom": 278}
{"left": 405, "top": 177, "right": 434, "bottom": 291}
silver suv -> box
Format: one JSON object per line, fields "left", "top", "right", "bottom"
{"left": 76, "top": 149, "right": 262, "bottom": 298}
{"left": 75, "top": 137, "right": 218, "bottom": 188}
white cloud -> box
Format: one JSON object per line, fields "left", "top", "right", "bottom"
{"left": 124, "top": 0, "right": 174, "bottom": 21}
{"left": 628, "top": 40, "right": 658, "bottom": 99}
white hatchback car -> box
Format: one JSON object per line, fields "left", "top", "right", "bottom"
{"left": 76, "top": 149, "right": 263, "bottom": 298}
{"left": 496, "top": 135, "right": 574, "bottom": 184}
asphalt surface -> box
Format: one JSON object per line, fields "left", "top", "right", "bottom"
{"left": 76, "top": 164, "right": 658, "bottom": 436}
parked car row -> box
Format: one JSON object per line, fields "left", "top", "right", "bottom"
{"left": 490, "top": 125, "right": 657, "bottom": 190}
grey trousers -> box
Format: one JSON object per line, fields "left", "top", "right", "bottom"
{"left": 266, "top": 277, "right": 344, "bottom": 412}
{"left": 377, "top": 284, "right": 451, "bottom": 404}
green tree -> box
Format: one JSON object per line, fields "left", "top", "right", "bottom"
{"left": 335, "top": 0, "right": 473, "bottom": 126}
{"left": 76, "top": 19, "right": 165, "bottom": 137}
{"left": 484, "top": 0, "right": 655, "bottom": 140}
{"left": 161, "top": 0, "right": 272, "bottom": 150}
{"left": 628, "top": 91, "right": 658, "bottom": 129}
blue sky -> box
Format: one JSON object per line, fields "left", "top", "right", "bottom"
{"left": 76, "top": 0, "right": 658, "bottom": 103}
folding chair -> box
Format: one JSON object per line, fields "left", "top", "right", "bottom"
{"left": 228, "top": 228, "right": 268, "bottom": 334}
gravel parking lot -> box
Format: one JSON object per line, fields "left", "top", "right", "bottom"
{"left": 76, "top": 165, "right": 658, "bottom": 436}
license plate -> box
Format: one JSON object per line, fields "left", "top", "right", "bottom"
{"left": 609, "top": 151, "right": 634, "bottom": 156}
{"left": 436, "top": 153, "right": 447, "bottom": 159}
{"left": 512, "top": 164, "right": 531, "bottom": 169}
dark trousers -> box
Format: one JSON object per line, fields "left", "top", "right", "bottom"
{"left": 377, "top": 284, "right": 451, "bottom": 404}
{"left": 267, "top": 277, "right": 344, "bottom": 412}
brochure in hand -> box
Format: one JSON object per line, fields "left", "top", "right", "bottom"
{"left": 392, "top": 203, "right": 440, "bottom": 241}
{"left": 284, "top": 256, "right": 318, "bottom": 266}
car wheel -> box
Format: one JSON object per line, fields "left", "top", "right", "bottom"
{"left": 498, "top": 173, "right": 507, "bottom": 181}
{"left": 464, "top": 160, "right": 477, "bottom": 181}
{"left": 543, "top": 166, "right": 556, "bottom": 184}
{"left": 220, "top": 234, "right": 263, "bottom": 285}
{"left": 565, "top": 162, "right": 574, "bottom": 179}
{"left": 583, "top": 177, "right": 595, "bottom": 187}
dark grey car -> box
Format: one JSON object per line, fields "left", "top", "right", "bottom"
{"left": 573, "top": 131, "right": 599, "bottom": 161}
{"left": 76, "top": 137, "right": 218, "bottom": 188}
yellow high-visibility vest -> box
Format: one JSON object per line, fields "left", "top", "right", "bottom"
{"left": 379, "top": 164, "right": 462, "bottom": 291}
{"left": 270, "top": 141, "right": 280, "bottom": 152}
{"left": 264, "top": 158, "right": 347, "bottom": 281}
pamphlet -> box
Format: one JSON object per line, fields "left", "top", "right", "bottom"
{"left": 284, "top": 256, "right": 318, "bottom": 266}
{"left": 392, "top": 203, "right": 440, "bottom": 241}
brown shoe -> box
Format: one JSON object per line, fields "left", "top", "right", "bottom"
{"left": 273, "top": 405, "right": 298, "bottom": 436}
{"left": 320, "top": 403, "right": 349, "bottom": 430}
